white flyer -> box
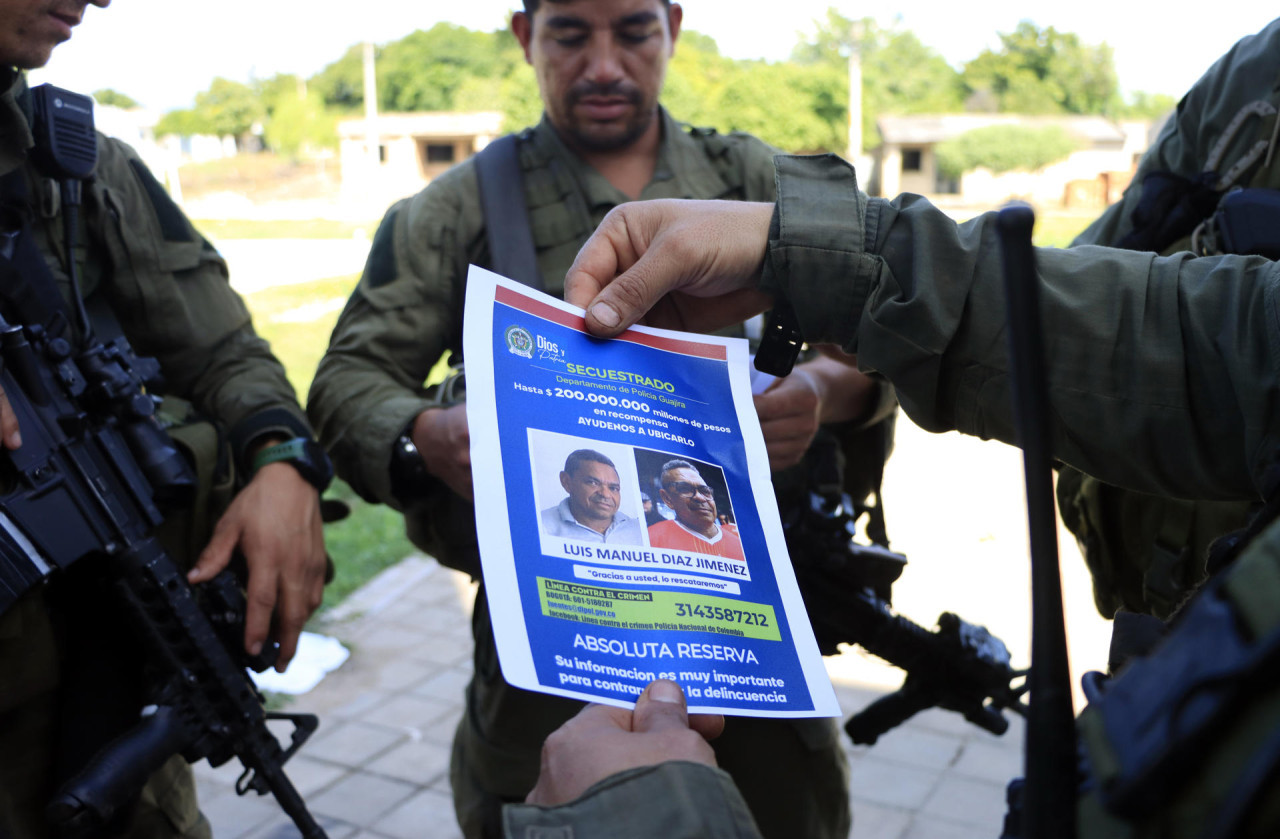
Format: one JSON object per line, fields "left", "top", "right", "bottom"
{"left": 464, "top": 266, "right": 839, "bottom": 717}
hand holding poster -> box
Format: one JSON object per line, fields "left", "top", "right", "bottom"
{"left": 464, "top": 266, "right": 839, "bottom": 718}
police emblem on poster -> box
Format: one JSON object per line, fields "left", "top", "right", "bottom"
{"left": 505, "top": 325, "right": 534, "bottom": 358}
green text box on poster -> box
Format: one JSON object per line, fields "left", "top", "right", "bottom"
{"left": 537, "top": 577, "right": 780, "bottom": 641}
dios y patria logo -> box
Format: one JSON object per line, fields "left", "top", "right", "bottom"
{"left": 537, "top": 334, "right": 565, "bottom": 364}
{"left": 505, "top": 325, "right": 534, "bottom": 358}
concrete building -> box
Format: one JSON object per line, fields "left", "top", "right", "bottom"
{"left": 874, "top": 114, "right": 1154, "bottom": 207}
{"left": 338, "top": 111, "right": 505, "bottom": 211}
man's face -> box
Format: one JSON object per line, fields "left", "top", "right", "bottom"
{"left": 561, "top": 460, "right": 622, "bottom": 525}
{"left": 512, "top": 0, "right": 681, "bottom": 153}
{"left": 0, "top": 0, "right": 108, "bottom": 70}
{"left": 660, "top": 467, "right": 718, "bottom": 531}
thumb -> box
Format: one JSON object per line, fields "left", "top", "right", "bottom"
{"left": 581, "top": 247, "right": 678, "bottom": 338}
{"left": 632, "top": 679, "right": 693, "bottom": 734}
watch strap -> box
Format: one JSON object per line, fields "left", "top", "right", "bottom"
{"left": 252, "top": 438, "right": 310, "bottom": 472}
{"left": 251, "top": 438, "right": 333, "bottom": 492}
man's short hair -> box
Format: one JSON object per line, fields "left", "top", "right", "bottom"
{"left": 564, "top": 449, "right": 616, "bottom": 476}
{"left": 659, "top": 459, "right": 697, "bottom": 485}
{"left": 522, "top": 0, "right": 670, "bottom": 14}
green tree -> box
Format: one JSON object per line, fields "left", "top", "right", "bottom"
{"left": 254, "top": 74, "right": 341, "bottom": 158}
{"left": 311, "top": 24, "right": 523, "bottom": 114}
{"left": 663, "top": 30, "right": 847, "bottom": 153}
{"left": 863, "top": 29, "right": 966, "bottom": 145}
{"left": 790, "top": 10, "right": 964, "bottom": 150}
{"left": 311, "top": 44, "right": 366, "bottom": 112}
{"left": 263, "top": 88, "right": 338, "bottom": 159}
{"left": 1121, "top": 91, "right": 1177, "bottom": 120}
{"left": 381, "top": 25, "right": 515, "bottom": 111}
{"left": 962, "top": 22, "right": 1120, "bottom": 115}
{"left": 497, "top": 70, "right": 541, "bottom": 132}
{"left": 92, "top": 88, "right": 139, "bottom": 109}
{"left": 192, "top": 77, "right": 266, "bottom": 143}
{"left": 254, "top": 73, "right": 304, "bottom": 113}
{"left": 154, "top": 107, "right": 210, "bottom": 138}
{"left": 935, "top": 123, "right": 1079, "bottom": 178}
{"left": 663, "top": 30, "right": 746, "bottom": 128}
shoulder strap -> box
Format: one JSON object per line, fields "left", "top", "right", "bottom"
{"left": 0, "top": 169, "right": 72, "bottom": 337}
{"left": 473, "top": 134, "right": 543, "bottom": 291}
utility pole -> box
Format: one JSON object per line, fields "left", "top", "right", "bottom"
{"left": 847, "top": 20, "right": 864, "bottom": 163}
{"left": 363, "top": 40, "right": 380, "bottom": 170}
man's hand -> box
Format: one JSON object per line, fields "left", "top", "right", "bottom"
{"left": 187, "top": 461, "right": 326, "bottom": 671}
{"left": 755, "top": 357, "right": 884, "bottom": 471}
{"left": 412, "top": 404, "right": 472, "bottom": 501}
{"left": 0, "top": 381, "right": 22, "bottom": 449}
{"left": 565, "top": 199, "right": 776, "bottom": 338}
{"left": 756, "top": 370, "right": 822, "bottom": 471}
{"left": 525, "top": 679, "right": 724, "bottom": 807}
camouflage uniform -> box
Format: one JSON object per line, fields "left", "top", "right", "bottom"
{"left": 1055, "top": 18, "right": 1280, "bottom": 622}
{"left": 0, "top": 70, "right": 312, "bottom": 839}
{"left": 308, "top": 110, "right": 852, "bottom": 839}
{"left": 502, "top": 26, "right": 1280, "bottom": 828}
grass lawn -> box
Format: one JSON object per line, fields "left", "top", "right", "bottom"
{"left": 1031, "top": 212, "right": 1096, "bottom": 248}
{"left": 243, "top": 273, "right": 445, "bottom": 614}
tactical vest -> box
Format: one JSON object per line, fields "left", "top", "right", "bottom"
{"left": 1074, "top": 508, "right": 1280, "bottom": 839}
{"left": 1057, "top": 78, "right": 1280, "bottom": 621}
{"left": 1062, "top": 68, "right": 1280, "bottom": 839}
{"left": 0, "top": 88, "right": 236, "bottom": 571}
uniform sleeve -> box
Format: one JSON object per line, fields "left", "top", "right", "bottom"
{"left": 764, "top": 153, "right": 1280, "bottom": 501}
{"left": 502, "top": 762, "right": 763, "bottom": 839}
{"left": 307, "top": 162, "right": 483, "bottom": 505}
{"left": 91, "top": 137, "right": 310, "bottom": 466}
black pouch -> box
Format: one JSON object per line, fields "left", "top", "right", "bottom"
{"left": 1214, "top": 188, "right": 1280, "bottom": 259}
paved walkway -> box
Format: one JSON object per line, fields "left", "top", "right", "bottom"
{"left": 196, "top": 420, "right": 1112, "bottom": 839}
{"left": 218, "top": 239, "right": 374, "bottom": 295}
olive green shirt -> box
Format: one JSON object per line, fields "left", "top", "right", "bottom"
{"left": 0, "top": 70, "right": 310, "bottom": 462}
{"left": 0, "top": 69, "right": 307, "bottom": 839}
{"left": 1051, "top": 17, "right": 1280, "bottom": 619}
{"left": 309, "top": 110, "right": 778, "bottom": 512}
{"left": 505, "top": 762, "right": 761, "bottom": 839}
{"left": 503, "top": 23, "right": 1280, "bottom": 837}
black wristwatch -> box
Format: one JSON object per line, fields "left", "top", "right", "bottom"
{"left": 251, "top": 438, "right": 334, "bottom": 493}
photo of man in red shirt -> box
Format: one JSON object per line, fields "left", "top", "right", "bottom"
{"left": 647, "top": 459, "right": 745, "bottom": 561}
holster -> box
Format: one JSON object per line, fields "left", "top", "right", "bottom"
{"left": 151, "top": 395, "right": 236, "bottom": 572}
{"left": 1077, "top": 516, "right": 1280, "bottom": 838}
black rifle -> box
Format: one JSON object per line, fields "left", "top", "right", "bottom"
{"left": 0, "top": 309, "right": 330, "bottom": 839}
{"left": 0, "top": 83, "right": 328, "bottom": 838}
{"left": 0, "top": 308, "right": 329, "bottom": 838}
{"left": 780, "top": 435, "right": 1028, "bottom": 744}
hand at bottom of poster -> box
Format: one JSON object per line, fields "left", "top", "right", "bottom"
{"left": 524, "top": 678, "right": 725, "bottom": 807}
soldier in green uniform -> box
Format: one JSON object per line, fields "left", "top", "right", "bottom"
{"left": 496, "top": 23, "right": 1280, "bottom": 833}
{"left": 307, "top": 1, "right": 889, "bottom": 837}
{"left": 1054, "top": 18, "right": 1280, "bottom": 628}
{"left": 0, "top": 2, "right": 330, "bottom": 836}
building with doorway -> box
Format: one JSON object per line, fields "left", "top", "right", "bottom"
{"left": 338, "top": 111, "right": 505, "bottom": 209}
{"left": 874, "top": 114, "right": 1155, "bottom": 208}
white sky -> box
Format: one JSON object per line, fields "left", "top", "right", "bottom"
{"left": 30, "top": 1, "right": 1279, "bottom": 112}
